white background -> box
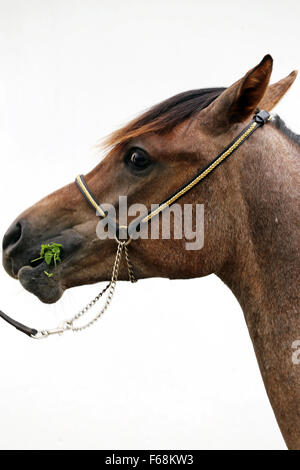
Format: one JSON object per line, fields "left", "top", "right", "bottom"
{"left": 0, "top": 0, "right": 298, "bottom": 450}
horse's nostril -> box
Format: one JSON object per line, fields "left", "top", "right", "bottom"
{"left": 2, "top": 222, "right": 23, "bottom": 251}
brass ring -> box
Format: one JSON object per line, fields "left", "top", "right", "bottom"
{"left": 114, "top": 225, "right": 132, "bottom": 246}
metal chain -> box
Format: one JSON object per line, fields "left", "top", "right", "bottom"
{"left": 33, "top": 240, "right": 136, "bottom": 338}
{"left": 124, "top": 245, "right": 137, "bottom": 283}
{"left": 67, "top": 241, "right": 123, "bottom": 332}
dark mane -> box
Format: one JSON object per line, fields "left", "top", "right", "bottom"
{"left": 104, "top": 87, "right": 300, "bottom": 150}
{"left": 272, "top": 114, "right": 300, "bottom": 147}
{"left": 104, "top": 88, "right": 225, "bottom": 149}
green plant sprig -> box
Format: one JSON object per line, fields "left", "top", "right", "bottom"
{"left": 31, "top": 243, "right": 63, "bottom": 278}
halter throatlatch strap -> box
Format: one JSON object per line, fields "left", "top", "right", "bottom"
{"left": 0, "top": 110, "right": 270, "bottom": 339}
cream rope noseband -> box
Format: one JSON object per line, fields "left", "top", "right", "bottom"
{"left": 0, "top": 110, "right": 271, "bottom": 338}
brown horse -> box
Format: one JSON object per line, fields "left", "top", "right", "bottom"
{"left": 2, "top": 55, "right": 300, "bottom": 449}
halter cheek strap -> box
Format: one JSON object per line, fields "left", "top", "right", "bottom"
{"left": 0, "top": 110, "right": 271, "bottom": 339}
{"left": 76, "top": 110, "right": 271, "bottom": 234}
{"left": 75, "top": 174, "right": 107, "bottom": 218}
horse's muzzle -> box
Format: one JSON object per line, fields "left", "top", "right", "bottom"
{"left": 2, "top": 218, "right": 83, "bottom": 303}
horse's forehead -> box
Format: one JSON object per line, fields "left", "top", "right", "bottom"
{"left": 128, "top": 118, "right": 203, "bottom": 156}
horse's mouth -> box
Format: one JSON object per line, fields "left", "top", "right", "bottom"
{"left": 2, "top": 252, "right": 64, "bottom": 303}
{"left": 17, "top": 264, "right": 65, "bottom": 304}
{"left": 2, "top": 227, "right": 83, "bottom": 304}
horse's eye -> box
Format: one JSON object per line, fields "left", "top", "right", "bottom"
{"left": 125, "top": 148, "right": 151, "bottom": 172}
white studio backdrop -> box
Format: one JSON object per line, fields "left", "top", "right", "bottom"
{"left": 0, "top": 0, "right": 298, "bottom": 450}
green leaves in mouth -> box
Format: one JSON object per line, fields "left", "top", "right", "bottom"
{"left": 31, "top": 243, "right": 63, "bottom": 278}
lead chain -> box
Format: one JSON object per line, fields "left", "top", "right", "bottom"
{"left": 35, "top": 240, "right": 136, "bottom": 338}
{"left": 124, "top": 245, "right": 137, "bottom": 283}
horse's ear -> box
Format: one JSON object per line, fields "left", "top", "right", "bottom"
{"left": 202, "top": 55, "right": 273, "bottom": 131}
{"left": 259, "top": 70, "right": 298, "bottom": 111}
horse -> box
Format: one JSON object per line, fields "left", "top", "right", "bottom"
{"left": 2, "top": 54, "right": 300, "bottom": 449}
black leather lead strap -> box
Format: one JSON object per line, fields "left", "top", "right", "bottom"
{"left": 0, "top": 310, "right": 38, "bottom": 337}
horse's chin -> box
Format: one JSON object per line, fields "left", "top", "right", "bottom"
{"left": 18, "top": 265, "right": 64, "bottom": 304}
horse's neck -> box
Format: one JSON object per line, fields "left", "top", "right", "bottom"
{"left": 223, "top": 129, "right": 300, "bottom": 313}
{"left": 219, "top": 130, "right": 300, "bottom": 449}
